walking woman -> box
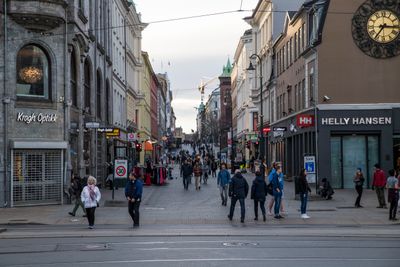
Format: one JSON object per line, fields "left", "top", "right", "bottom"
{"left": 251, "top": 171, "right": 268, "bottom": 221}
{"left": 298, "top": 168, "right": 312, "bottom": 219}
{"left": 193, "top": 162, "right": 202, "bottom": 190}
{"left": 387, "top": 169, "right": 399, "bottom": 221}
{"left": 81, "top": 176, "right": 101, "bottom": 229}
{"left": 353, "top": 168, "right": 365, "bottom": 208}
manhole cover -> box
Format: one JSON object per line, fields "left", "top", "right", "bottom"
{"left": 222, "top": 242, "right": 259, "bottom": 247}
{"left": 144, "top": 207, "right": 165, "bottom": 210}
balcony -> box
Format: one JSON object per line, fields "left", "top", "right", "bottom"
{"left": 8, "top": 0, "right": 67, "bottom": 32}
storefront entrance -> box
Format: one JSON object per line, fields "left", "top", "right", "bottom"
{"left": 394, "top": 136, "right": 400, "bottom": 172}
{"left": 330, "top": 135, "right": 379, "bottom": 189}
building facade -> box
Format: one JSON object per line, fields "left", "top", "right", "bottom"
{"left": 231, "top": 29, "right": 258, "bottom": 164}
{"left": 0, "top": 0, "right": 114, "bottom": 206}
{"left": 268, "top": 0, "right": 400, "bottom": 188}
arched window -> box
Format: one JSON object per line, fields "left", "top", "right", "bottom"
{"left": 70, "top": 50, "right": 77, "bottom": 107}
{"left": 96, "top": 70, "right": 102, "bottom": 119}
{"left": 84, "top": 58, "right": 91, "bottom": 113}
{"left": 16, "top": 45, "right": 50, "bottom": 99}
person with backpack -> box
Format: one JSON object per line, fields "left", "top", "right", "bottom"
{"left": 125, "top": 172, "right": 143, "bottom": 227}
{"left": 68, "top": 173, "right": 86, "bottom": 217}
{"left": 251, "top": 171, "right": 268, "bottom": 221}
{"left": 228, "top": 169, "right": 249, "bottom": 223}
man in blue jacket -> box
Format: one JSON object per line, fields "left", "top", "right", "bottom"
{"left": 125, "top": 172, "right": 143, "bottom": 227}
{"left": 217, "top": 163, "right": 231, "bottom": 206}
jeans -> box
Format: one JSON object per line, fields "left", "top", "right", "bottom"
{"left": 219, "top": 185, "right": 228, "bottom": 204}
{"left": 389, "top": 196, "right": 398, "bottom": 220}
{"left": 195, "top": 176, "right": 201, "bottom": 190}
{"left": 375, "top": 187, "right": 386, "bottom": 207}
{"left": 355, "top": 185, "right": 363, "bottom": 207}
{"left": 128, "top": 200, "right": 141, "bottom": 226}
{"left": 183, "top": 176, "right": 190, "bottom": 190}
{"left": 85, "top": 207, "right": 96, "bottom": 226}
{"left": 229, "top": 197, "right": 245, "bottom": 220}
{"left": 273, "top": 192, "right": 282, "bottom": 216}
{"left": 253, "top": 199, "right": 266, "bottom": 218}
{"left": 300, "top": 192, "right": 308, "bottom": 214}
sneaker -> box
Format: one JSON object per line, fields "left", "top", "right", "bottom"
{"left": 301, "top": 214, "right": 310, "bottom": 219}
{"left": 88, "top": 226, "right": 94, "bottom": 229}
{"left": 227, "top": 215, "right": 232, "bottom": 221}
{"left": 68, "top": 212, "right": 75, "bottom": 217}
{"left": 268, "top": 211, "right": 273, "bottom": 216}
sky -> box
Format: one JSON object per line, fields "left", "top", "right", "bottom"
{"left": 134, "top": 0, "right": 259, "bottom": 133}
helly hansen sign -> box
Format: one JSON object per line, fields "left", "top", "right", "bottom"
{"left": 321, "top": 117, "right": 391, "bottom": 126}
{"left": 297, "top": 115, "right": 314, "bottom": 127}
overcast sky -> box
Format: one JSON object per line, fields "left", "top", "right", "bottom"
{"left": 134, "top": 0, "right": 259, "bottom": 133}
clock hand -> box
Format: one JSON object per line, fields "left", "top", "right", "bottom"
{"left": 374, "top": 25, "right": 384, "bottom": 39}
{"left": 381, "top": 25, "right": 399, "bottom": 28}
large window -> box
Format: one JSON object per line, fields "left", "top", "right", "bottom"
{"left": 16, "top": 45, "right": 50, "bottom": 100}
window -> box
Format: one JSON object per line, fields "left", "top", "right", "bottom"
{"left": 70, "top": 50, "right": 77, "bottom": 107}
{"left": 301, "top": 79, "right": 306, "bottom": 109}
{"left": 84, "top": 59, "right": 91, "bottom": 113}
{"left": 16, "top": 45, "right": 50, "bottom": 100}
{"left": 294, "top": 33, "right": 297, "bottom": 60}
{"left": 294, "top": 84, "right": 298, "bottom": 111}
{"left": 79, "top": 0, "right": 84, "bottom": 11}
{"left": 309, "top": 69, "right": 315, "bottom": 106}
{"left": 96, "top": 70, "right": 102, "bottom": 119}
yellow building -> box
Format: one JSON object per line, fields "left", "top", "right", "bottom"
{"left": 138, "top": 52, "right": 154, "bottom": 165}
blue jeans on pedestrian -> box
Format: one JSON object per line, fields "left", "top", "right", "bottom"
{"left": 229, "top": 197, "right": 245, "bottom": 220}
{"left": 300, "top": 192, "right": 308, "bottom": 214}
{"left": 273, "top": 191, "right": 282, "bottom": 216}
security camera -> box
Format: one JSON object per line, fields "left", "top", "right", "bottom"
{"left": 323, "top": 95, "right": 331, "bottom": 101}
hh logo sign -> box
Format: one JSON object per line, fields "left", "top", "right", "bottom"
{"left": 297, "top": 115, "right": 314, "bottom": 128}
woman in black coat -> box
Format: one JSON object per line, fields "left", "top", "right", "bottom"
{"left": 251, "top": 171, "right": 268, "bottom": 221}
{"left": 299, "top": 168, "right": 312, "bottom": 219}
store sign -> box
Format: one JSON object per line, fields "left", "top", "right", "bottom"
{"left": 321, "top": 117, "right": 391, "bottom": 126}
{"left": 98, "top": 128, "right": 120, "bottom": 137}
{"left": 297, "top": 115, "right": 314, "bottom": 127}
{"left": 16, "top": 112, "right": 57, "bottom": 124}
{"left": 273, "top": 127, "right": 287, "bottom": 132}
{"left": 273, "top": 131, "right": 284, "bottom": 138}
{"left": 127, "top": 133, "right": 138, "bottom": 141}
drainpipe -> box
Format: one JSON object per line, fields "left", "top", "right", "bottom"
{"left": 3, "top": 0, "right": 9, "bottom": 207}
{"left": 63, "top": 6, "right": 69, "bottom": 204}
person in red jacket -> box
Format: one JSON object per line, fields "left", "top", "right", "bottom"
{"left": 372, "top": 163, "right": 387, "bottom": 209}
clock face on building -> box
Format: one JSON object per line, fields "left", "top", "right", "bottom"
{"left": 352, "top": 0, "right": 400, "bottom": 58}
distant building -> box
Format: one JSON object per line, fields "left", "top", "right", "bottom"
{"left": 219, "top": 59, "right": 233, "bottom": 160}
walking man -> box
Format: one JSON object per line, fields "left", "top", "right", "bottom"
{"left": 372, "top": 163, "right": 387, "bottom": 208}
{"left": 217, "top": 163, "right": 231, "bottom": 206}
{"left": 228, "top": 169, "right": 249, "bottom": 223}
{"left": 386, "top": 169, "right": 399, "bottom": 221}
{"left": 181, "top": 159, "right": 193, "bottom": 190}
{"left": 125, "top": 172, "right": 143, "bottom": 227}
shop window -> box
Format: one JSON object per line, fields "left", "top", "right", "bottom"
{"left": 16, "top": 45, "right": 50, "bottom": 100}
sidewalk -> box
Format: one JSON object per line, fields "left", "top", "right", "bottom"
{"left": 0, "top": 170, "right": 399, "bottom": 228}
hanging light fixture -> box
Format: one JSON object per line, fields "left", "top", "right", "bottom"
{"left": 19, "top": 66, "right": 43, "bottom": 84}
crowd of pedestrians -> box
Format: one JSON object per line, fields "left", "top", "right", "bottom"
{"left": 67, "top": 142, "right": 399, "bottom": 229}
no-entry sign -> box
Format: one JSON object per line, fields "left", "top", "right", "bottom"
{"left": 114, "top": 159, "right": 128, "bottom": 179}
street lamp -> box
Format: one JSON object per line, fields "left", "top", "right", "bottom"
{"left": 247, "top": 54, "right": 264, "bottom": 161}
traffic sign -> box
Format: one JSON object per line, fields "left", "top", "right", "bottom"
{"left": 114, "top": 159, "right": 128, "bottom": 179}
{"left": 304, "top": 156, "right": 316, "bottom": 183}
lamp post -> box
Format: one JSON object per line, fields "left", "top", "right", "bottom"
{"left": 247, "top": 54, "right": 264, "bottom": 161}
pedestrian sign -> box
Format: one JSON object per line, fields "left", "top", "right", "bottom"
{"left": 114, "top": 159, "right": 128, "bottom": 179}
